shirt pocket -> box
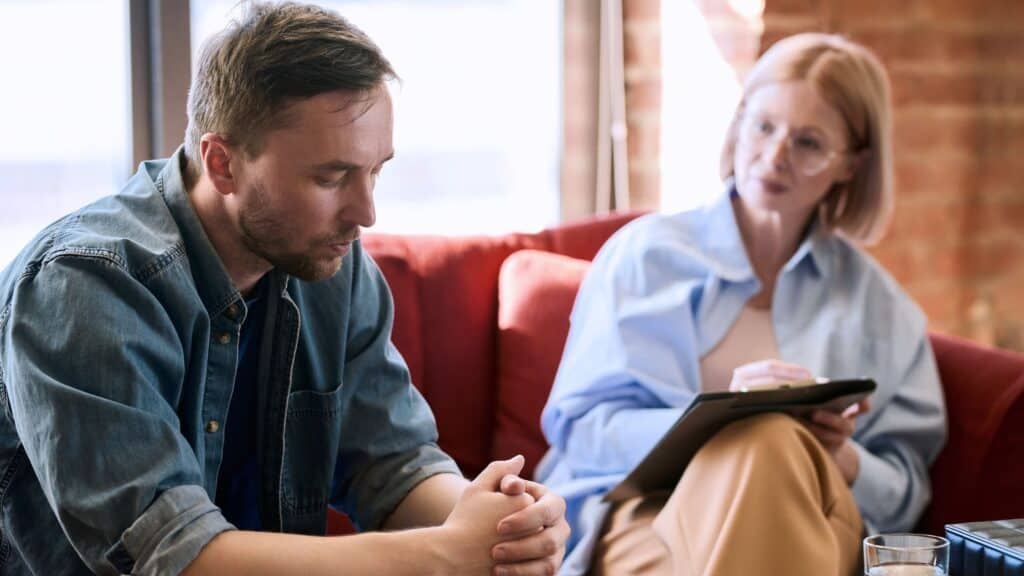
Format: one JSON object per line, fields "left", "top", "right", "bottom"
{"left": 281, "top": 382, "right": 345, "bottom": 521}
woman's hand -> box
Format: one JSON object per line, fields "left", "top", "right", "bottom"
{"left": 728, "top": 359, "right": 814, "bottom": 391}
{"left": 729, "top": 359, "right": 869, "bottom": 484}
{"left": 804, "top": 398, "right": 871, "bottom": 484}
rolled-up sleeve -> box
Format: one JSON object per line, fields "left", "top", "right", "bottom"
{"left": 541, "top": 224, "right": 699, "bottom": 478}
{"left": 5, "top": 255, "right": 231, "bottom": 575}
{"left": 851, "top": 329, "right": 947, "bottom": 533}
{"left": 111, "top": 485, "right": 234, "bottom": 575}
{"left": 329, "top": 249, "right": 461, "bottom": 531}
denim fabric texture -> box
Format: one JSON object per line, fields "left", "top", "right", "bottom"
{"left": 0, "top": 149, "right": 460, "bottom": 575}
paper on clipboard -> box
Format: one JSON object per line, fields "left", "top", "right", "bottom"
{"left": 603, "top": 378, "right": 876, "bottom": 503}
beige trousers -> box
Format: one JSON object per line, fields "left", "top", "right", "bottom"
{"left": 591, "top": 413, "right": 864, "bottom": 576}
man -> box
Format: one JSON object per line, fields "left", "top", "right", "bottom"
{"left": 0, "top": 3, "right": 568, "bottom": 575}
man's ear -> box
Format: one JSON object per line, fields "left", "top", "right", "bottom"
{"left": 199, "top": 134, "right": 237, "bottom": 197}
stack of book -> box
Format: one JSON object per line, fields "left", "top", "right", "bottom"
{"left": 946, "top": 519, "right": 1024, "bottom": 575}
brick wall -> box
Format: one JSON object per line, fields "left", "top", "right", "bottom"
{"left": 566, "top": 0, "right": 1023, "bottom": 348}
{"left": 562, "top": 0, "right": 601, "bottom": 221}
{"left": 623, "top": 0, "right": 662, "bottom": 210}
{"left": 562, "top": 0, "right": 662, "bottom": 218}
{"left": 700, "top": 0, "right": 1024, "bottom": 349}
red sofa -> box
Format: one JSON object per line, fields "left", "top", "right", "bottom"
{"left": 330, "top": 211, "right": 1024, "bottom": 535}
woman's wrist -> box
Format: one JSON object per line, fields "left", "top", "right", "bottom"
{"left": 835, "top": 440, "right": 861, "bottom": 485}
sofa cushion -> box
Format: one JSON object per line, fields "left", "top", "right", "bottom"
{"left": 542, "top": 211, "right": 645, "bottom": 261}
{"left": 364, "top": 234, "right": 549, "bottom": 476}
{"left": 495, "top": 250, "right": 590, "bottom": 477}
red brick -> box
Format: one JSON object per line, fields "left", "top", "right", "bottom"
{"left": 899, "top": 112, "right": 1024, "bottom": 158}
{"left": 893, "top": 112, "right": 979, "bottom": 153}
{"left": 887, "top": 201, "right": 966, "bottom": 241}
{"left": 628, "top": 165, "right": 661, "bottom": 210}
{"left": 894, "top": 157, "right": 976, "bottom": 204}
{"left": 966, "top": 239, "right": 1022, "bottom": 279}
{"left": 623, "top": 0, "right": 659, "bottom": 22}
{"left": 624, "top": 24, "right": 661, "bottom": 67}
{"left": 905, "top": 282, "right": 969, "bottom": 331}
{"left": 765, "top": 0, "right": 823, "bottom": 16}
{"left": 918, "top": 0, "right": 1024, "bottom": 25}
{"left": 562, "top": 119, "right": 596, "bottom": 155}
{"left": 895, "top": 72, "right": 1024, "bottom": 110}
{"left": 989, "top": 280, "right": 1024, "bottom": 351}
{"left": 971, "top": 203, "right": 1024, "bottom": 238}
{"left": 564, "top": 65, "right": 597, "bottom": 94}
{"left": 890, "top": 71, "right": 982, "bottom": 108}
{"left": 975, "top": 155, "right": 1024, "bottom": 195}
{"left": 827, "top": 0, "right": 931, "bottom": 23}
{"left": 624, "top": 75, "right": 661, "bottom": 109}
{"left": 870, "top": 245, "right": 919, "bottom": 284}
{"left": 563, "top": 27, "right": 598, "bottom": 63}
{"left": 849, "top": 27, "right": 1024, "bottom": 65}
{"left": 627, "top": 121, "right": 660, "bottom": 158}
{"left": 873, "top": 240, "right": 971, "bottom": 283}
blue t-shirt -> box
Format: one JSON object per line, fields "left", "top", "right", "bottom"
{"left": 214, "top": 279, "right": 268, "bottom": 530}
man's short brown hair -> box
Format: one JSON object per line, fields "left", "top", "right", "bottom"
{"left": 184, "top": 1, "right": 396, "bottom": 179}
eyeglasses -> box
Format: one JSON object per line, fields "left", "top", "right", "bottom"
{"left": 737, "top": 114, "right": 850, "bottom": 176}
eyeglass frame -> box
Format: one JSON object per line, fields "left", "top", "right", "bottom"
{"left": 735, "top": 110, "right": 859, "bottom": 177}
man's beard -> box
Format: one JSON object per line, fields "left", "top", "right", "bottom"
{"left": 237, "top": 180, "right": 357, "bottom": 282}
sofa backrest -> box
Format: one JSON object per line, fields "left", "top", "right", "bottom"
{"left": 361, "top": 212, "right": 643, "bottom": 476}
{"left": 363, "top": 212, "right": 1024, "bottom": 533}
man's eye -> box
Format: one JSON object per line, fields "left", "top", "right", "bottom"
{"left": 756, "top": 121, "right": 773, "bottom": 134}
{"left": 316, "top": 173, "right": 346, "bottom": 187}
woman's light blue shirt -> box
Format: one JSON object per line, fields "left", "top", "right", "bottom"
{"left": 537, "top": 189, "right": 947, "bottom": 575}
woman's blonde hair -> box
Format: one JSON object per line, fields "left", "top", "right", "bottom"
{"left": 720, "top": 33, "right": 893, "bottom": 245}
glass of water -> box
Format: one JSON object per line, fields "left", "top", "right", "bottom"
{"left": 863, "top": 533, "right": 949, "bottom": 575}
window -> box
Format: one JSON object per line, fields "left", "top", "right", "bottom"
{"left": 0, "top": 0, "right": 130, "bottom": 267}
{"left": 192, "top": 0, "right": 561, "bottom": 235}
{"left": 660, "top": 0, "right": 743, "bottom": 214}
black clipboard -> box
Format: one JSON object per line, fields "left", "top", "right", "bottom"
{"left": 603, "top": 378, "right": 876, "bottom": 503}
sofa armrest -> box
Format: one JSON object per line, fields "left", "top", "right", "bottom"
{"left": 922, "top": 333, "right": 1024, "bottom": 533}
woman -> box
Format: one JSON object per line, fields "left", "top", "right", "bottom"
{"left": 537, "top": 33, "right": 947, "bottom": 576}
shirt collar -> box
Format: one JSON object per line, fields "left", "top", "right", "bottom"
{"left": 698, "top": 181, "right": 833, "bottom": 282}
{"left": 783, "top": 218, "right": 832, "bottom": 278}
{"left": 697, "top": 184, "right": 755, "bottom": 283}
{"left": 145, "top": 147, "right": 244, "bottom": 317}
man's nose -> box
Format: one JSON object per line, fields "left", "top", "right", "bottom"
{"left": 347, "top": 173, "right": 376, "bottom": 228}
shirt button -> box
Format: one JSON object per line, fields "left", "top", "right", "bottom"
{"left": 226, "top": 303, "right": 240, "bottom": 319}
{"left": 217, "top": 332, "right": 231, "bottom": 344}
{"left": 205, "top": 420, "right": 220, "bottom": 433}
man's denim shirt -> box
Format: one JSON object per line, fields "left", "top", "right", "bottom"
{"left": 0, "top": 150, "right": 460, "bottom": 575}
